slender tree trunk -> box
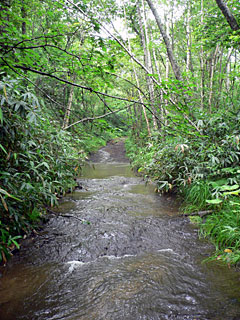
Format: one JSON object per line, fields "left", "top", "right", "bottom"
{"left": 215, "top": 0, "right": 239, "bottom": 31}
{"left": 146, "top": 0, "right": 182, "bottom": 81}
{"left": 21, "top": 1, "right": 26, "bottom": 35}
{"left": 215, "top": 46, "right": 224, "bottom": 107}
{"left": 200, "top": 0, "right": 204, "bottom": 110}
{"left": 170, "top": 1, "right": 174, "bottom": 52}
{"left": 132, "top": 65, "right": 151, "bottom": 135}
{"left": 128, "top": 103, "right": 138, "bottom": 138}
{"left": 231, "top": 50, "right": 237, "bottom": 102}
{"left": 151, "top": 33, "right": 165, "bottom": 123}
{"left": 186, "top": 0, "right": 191, "bottom": 73}
{"left": 165, "top": 16, "right": 169, "bottom": 81}
{"left": 164, "top": 14, "right": 170, "bottom": 115}
{"left": 124, "top": 3, "right": 151, "bottom": 136}
{"left": 139, "top": 0, "right": 157, "bottom": 129}
{"left": 63, "top": 75, "right": 76, "bottom": 129}
{"left": 218, "top": 46, "right": 224, "bottom": 84}
{"left": 133, "top": 67, "right": 151, "bottom": 136}
{"left": 226, "top": 48, "right": 232, "bottom": 91}
{"left": 208, "top": 44, "right": 219, "bottom": 112}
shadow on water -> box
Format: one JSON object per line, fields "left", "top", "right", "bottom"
{"left": 1, "top": 144, "right": 240, "bottom": 320}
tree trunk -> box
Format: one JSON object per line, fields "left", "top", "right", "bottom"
{"left": 219, "top": 48, "right": 233, "bottom": 92}
{"left": 208, "top": 44, "right": 219, "bottom": 112}
{"left": 146, "top": 0, "right": 182, "bottom": 81}
{"left": 124, "top": 3, "right": 151, "bottom": 136}
{"left": 231, "top": 50, "right": 237, "bottom": 101}
{"left": 164, "top": 14, "right": 170, "bottom": 115}
{"left": 21, "top": 1, "right": 26, "bottom": 35}
{"left": 215, "top": 0, "right": 239, "bottom": 31}
{"left": 226, "top": 48, "right": 232, "bottom": 91}
{"left": 200, "top": 0, "right": 204, "bottom": 110}
{"left": 139, "top": 0, "right": 157, "bottom": 130}
{"left": 151, "top": 32, "right": 164, "bottom": 124}
{"left": 165, "top": 16, "right": 169, "bottom": 81}
{"left": 170, "top": 0, "right": 174, "bottom": 52}
{"left": 62, "top": 75, "right": 76, "bottom": 129}
{"left": 186, "top": 0, "right": 191, "bottom": 73}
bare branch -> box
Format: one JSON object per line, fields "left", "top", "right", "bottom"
{"left": 104, "top": 71, "right": 148, "bottom": 98}
{"left": 64, "top": 106, "right": 128, "bottom": 129}
{"left": 3, "top": 44, "right": 84, "bottom": 62}
{"left": 8, "top": 62, "right": 148, "bottom": 105}
{"left": 1, "top": 58, "right": 66, "bottom": 110}
{"left": 1, "top": 34, "right": 66, "bottom": 53}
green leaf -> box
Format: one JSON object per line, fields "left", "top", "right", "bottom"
{"left": 219, "top": 184, "right": 239, "bottom": 191}
{"left": 209, "top": 179, "right": 228, "bottom": 188}
{"left": 35, "top": 162, "right": 50, "bottom": 170}
{"left": 0, "top": 188, "right": 22, "bottom": 201}
{"left": 0, "top": 144, "right": 7, "bottom": 154}
{"left": 27, "top": 111, "right": 36, "bottom": 124}
{"left": 206, "top": 199, "right": 222, "bottom": 204}
{"left": 223, "top": 190, "right": 240, "bottom": 196}
{"left": 8, "top": 236, "right": 21, "bottom": 249}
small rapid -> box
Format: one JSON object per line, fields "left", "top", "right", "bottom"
{"left": 0, "top": 141, "right": 240, "bottom": 320}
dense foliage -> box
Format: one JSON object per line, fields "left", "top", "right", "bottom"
{"left": 124, "top": 0, "right": 240, "bottom": 265}
{"left": 0, "top": 76, "right": 103, "bottom": 262}
{"left": 126, "top": 109, "right": 240, "bottom": 264}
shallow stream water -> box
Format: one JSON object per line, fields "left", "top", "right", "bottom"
{"left": 1, "top": 144, "right": 240, "bottom": 320}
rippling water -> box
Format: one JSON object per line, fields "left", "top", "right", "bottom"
{"left": 1, "top": 148, "right": 240, "bottom": 320}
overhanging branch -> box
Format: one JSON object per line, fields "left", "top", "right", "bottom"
{"left": 65, "top": 0, "right": 201, "bottom": 133}
{"left": 3, "top": 59, "right": 65, "bottom": 110}
{"left": 64, "top": 106, "right": 128, "bottom": 129}
{"left": 10, "top": 62, "right": 148, "bottom": 106}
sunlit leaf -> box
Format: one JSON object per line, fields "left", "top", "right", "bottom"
{"left": 206, "top": 199, "right": 222, "bottom": 204}
{"left": 219, "top": 184, "right": 239, "bottom": 191}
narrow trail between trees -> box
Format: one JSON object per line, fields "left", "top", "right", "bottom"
{"left": 0, "top": 140, "right": 240, "bottom": 320}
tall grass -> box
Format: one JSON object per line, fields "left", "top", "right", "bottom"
{"left": 200, "top": 200, "right": 240, "bottom": 265}
{"left": 181, "top": 181, "right": 212, "bottom": 213}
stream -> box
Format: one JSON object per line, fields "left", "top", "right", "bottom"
{"left": 0, "top": 141, "right": 240, "bottom": 320}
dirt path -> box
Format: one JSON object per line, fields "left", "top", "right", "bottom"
{"left": 89, "top": 138, "right": 129, "bottom": 163}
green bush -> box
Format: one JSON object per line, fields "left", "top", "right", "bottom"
{"left": 126, "top": 111, "right": 240, "bottom": 265}
{"left": 0, "top": 77, "right": 86, "bottom": 262}
{"left": 200, "top": 199, "right": 240, "bottom": 265}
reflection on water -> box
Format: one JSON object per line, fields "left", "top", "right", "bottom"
{"left": 81, "top": 163, "right": 134, "bottom": 179}
{"left": 51, "top": 200, "right": 76, "bottom": 213}
{"left": 0, "top": 158, "right": 240, "bottom": 320}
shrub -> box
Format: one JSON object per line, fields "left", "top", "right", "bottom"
{"left": 0, "top": 77, "right": 85, "bottom": 262}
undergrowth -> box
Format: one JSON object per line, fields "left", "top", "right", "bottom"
{"left": 0, "top": 76, "right": 114, "bottom": 264}
{"left": 125, "top": 112, "right": 240, "bottom": 265}
{"left": 199, "top": 199, "right": 240, "bottom": 265}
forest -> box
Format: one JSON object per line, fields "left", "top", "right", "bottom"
{"left": 0, "top": 0, "right": 240, "bottom": 266}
